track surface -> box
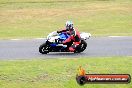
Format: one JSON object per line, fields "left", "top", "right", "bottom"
{"left": 0, "top": 37, "right": 132, "bottom": 59}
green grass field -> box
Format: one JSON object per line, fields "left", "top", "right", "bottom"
{"left": 0, "top": 57, "right": 132, "bottom": 88}
{"left": 0, "top": 0, "right": 132, "bottom": 88}
{"left": 0, "top": 0, "right": 132, "bottom": 39}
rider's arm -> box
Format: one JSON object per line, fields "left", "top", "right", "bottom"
{"left": 57, "top": 28, "right": 68, "bottom": 33}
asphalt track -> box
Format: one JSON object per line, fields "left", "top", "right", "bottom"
{"left": 0, "top": 37, "right": 132, "bottom": 59}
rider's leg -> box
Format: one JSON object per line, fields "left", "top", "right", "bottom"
{"left": 69, "top": 42, "right": 80, "bottom": 52}
{"left": 69, "top": 45, "right": 75, "bottom": 52}
{"left": 62, "top": 37, "right": 71, "bottom": 44}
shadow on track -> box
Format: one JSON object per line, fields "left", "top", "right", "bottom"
{"left": 39, "top": 52, "right": 87, "bottom": 58}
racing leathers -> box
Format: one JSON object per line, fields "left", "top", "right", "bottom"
{"left": 58, "top": 28, "right": 81, "bottom": 52}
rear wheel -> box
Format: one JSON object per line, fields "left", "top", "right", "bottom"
{"left": 39, "top": 43, "right": 49, "bottom": 54}
{"left": 75, "top": 40, "right": 87, "bottom": 53}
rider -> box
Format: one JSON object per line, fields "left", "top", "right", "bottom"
{"left": 57, "top": 21, "right": 81, "bottom": 52}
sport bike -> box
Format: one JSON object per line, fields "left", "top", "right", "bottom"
{"left": 39, "top": 31, "right": 91, "bottom": 54}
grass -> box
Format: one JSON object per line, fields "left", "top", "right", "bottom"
{"left": 0, "top": 56, "right": 132, "bottom": 88}
{"left": 0, "top": 0, "right": 132, "bottom": 39}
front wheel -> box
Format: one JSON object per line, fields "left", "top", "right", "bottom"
{"left": 75, "top": 40, "right": 87, "bottom": 53}
{"left": 39, "top": 43, "right": 49, "bottom": 54}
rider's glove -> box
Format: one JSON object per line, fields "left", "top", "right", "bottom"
{"left": 57, "top": 31, "right": 61, "bottom": 33}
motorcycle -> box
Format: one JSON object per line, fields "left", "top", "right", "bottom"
{"left": 39, "top": 31, "right": 91, "bottom": 54}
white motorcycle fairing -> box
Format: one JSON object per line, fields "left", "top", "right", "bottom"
{"left": 80, "top": 32, "right": 91, "bottom": 40}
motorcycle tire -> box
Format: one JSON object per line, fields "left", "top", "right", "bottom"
{"left": 39, "top": 43, "right": 49, "bottom": 54}
{"left": 75, "top": 40, "right": 87, "bottom": 53}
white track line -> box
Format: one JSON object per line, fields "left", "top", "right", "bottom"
{"left": 10, "top": 39, "right": 22, "bottom": 40}
{"left": 9, "top": 38, "right": 45, "bottom": 41}
{"left": 34, "top": 38, "right": 45, "bottom": 40}
{"left": 108, "top": 36, "right": 129, "bottom": 38}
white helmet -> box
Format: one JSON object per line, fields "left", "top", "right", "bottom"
{"left": 65, "top": 21, "right": 74, "bottom": 30}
